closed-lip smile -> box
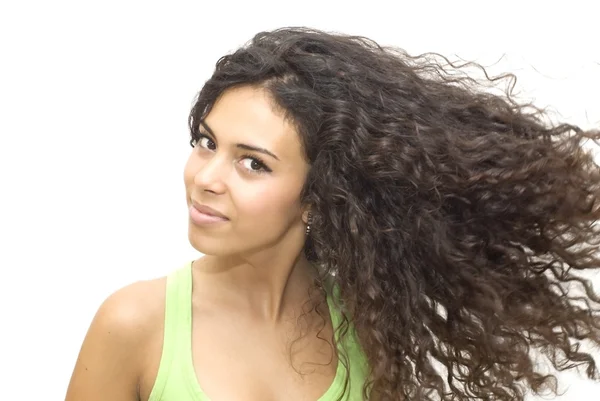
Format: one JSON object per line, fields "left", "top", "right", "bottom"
{"left": 191, "top": 201, "right": 229, "bottom": 220}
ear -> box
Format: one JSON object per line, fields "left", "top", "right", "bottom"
{"left": 301, "top": 207, "right": 312, "bottom": 225}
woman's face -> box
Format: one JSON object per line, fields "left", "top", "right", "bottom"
{"left": 183, "top": 85, "right": 310, "bottom": 256}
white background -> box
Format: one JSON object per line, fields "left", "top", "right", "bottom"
{"left": 1, "top": 0, "right": 599, "bottom": 399}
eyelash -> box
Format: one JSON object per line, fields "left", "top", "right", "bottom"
{"left": 192, "top": 133, "right": 272, "bottom": 174}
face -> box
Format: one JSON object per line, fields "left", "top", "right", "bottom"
{"left": 183, "top": 85, "right": 310, "bottom": 256}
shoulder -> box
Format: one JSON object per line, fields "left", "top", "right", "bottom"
{"left": 81, "top": 275, "right": 168, "bottom": 351}
{"left": 97, "top": 276, "right": 167, "bottom": 337}
{"left": 65, "top": 276, "right": 167, "bottom": 401}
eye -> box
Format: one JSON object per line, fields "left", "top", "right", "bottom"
{"left": 240, "top": 155, "right": 271, "bottom": 174}
{"left": 193, "top": 134, "right": 216, "bottom": 151}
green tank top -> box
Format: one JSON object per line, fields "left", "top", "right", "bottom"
{"left": 147, "top": 261, "right": 369, "bottom": 401}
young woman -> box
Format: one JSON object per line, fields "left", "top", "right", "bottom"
{"left": 65, "top": 27, "right": 600, "bottom": 401}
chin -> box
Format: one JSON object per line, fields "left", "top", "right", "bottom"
{"left": 187, "top": 227, "right": 230, "bottom": 256}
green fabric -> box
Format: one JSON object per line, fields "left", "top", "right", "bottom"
{"left": 148, "top": 261, "right": 369, "bottom": 401}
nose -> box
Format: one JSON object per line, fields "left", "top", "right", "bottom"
{"left": 193, "top": 154, "right": 228, "bottom": 194}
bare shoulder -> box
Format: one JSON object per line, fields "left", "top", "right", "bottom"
{"left": 100, "top": 276, "right": 167, "bottom": 331}
{"left": 65, "top": 276, "right": 167, "bottom": 401}
{"left": 85, "top": 276, "right": 167, "bottom": 347}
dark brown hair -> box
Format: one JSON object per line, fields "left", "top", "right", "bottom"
{"left": 189, "top": 27, "right": 600, "bottom": 400}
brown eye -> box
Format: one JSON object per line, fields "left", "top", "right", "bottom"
{"left": 197, "top": 135, "right": 216, "bottom": 151}
{"left": 240, "top": 155, "right": 271, "bottom": 174}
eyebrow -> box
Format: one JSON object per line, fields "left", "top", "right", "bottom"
{"left": 199, "top": 120, "right": 280, "bottom": 161}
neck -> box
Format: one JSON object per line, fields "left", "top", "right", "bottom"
{"left": 194, "top": 249, "right": 320, "bottom": 323}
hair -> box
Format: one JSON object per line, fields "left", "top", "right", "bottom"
{"left": 188, "top": 27, "right": 600, "bottom": 400}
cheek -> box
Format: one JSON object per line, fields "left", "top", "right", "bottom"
{"left": 233, "top": 180, "right": 303, "bottom": 224}
{"left": 183, "top": 153, "right": 199, "bottom": 191}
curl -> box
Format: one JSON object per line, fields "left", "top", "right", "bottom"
{"left": 189, "top": 27, "right": 600, "bottom": 400}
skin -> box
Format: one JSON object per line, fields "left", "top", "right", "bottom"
{"left": 65, "top": 86, "right": 339, "bottom": 401}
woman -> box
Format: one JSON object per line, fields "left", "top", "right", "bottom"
{"left": 65, "top": 27, "right": 600, "bottom": 401}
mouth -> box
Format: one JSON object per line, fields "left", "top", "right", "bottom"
{"left": 190, "top": 201, "right": 229, "bottom": 225}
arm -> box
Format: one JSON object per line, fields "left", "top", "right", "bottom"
{"left": 65, "top": 283, "right": 150, "bottom": 401}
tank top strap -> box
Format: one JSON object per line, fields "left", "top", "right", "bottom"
{"left": 167, "top": 261, "right": 194, "bottom": 353}
{"left": 147, "top": 261, "right": 194, "bottom": 401}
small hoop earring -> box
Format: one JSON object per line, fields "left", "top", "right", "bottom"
{"left": 305, "top": 212, "right": 313, "bottom": 236}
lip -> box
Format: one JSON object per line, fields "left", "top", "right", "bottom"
{"left": 191, "top": 201, "right": 228, "bottom": 219}
{"left": 189, "top": 201, "right": 229, "bottom": 226}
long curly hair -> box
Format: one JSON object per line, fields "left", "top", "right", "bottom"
{"left": 188, "top": 27, "right": 600, "bottom": 400}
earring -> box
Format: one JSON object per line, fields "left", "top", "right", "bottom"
{"left": 305, "top": 212, "right": 313, "bottom": 236}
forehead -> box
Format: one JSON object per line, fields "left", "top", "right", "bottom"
{"left": 203, "top": 86, "right": 305, "bottom": 162}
